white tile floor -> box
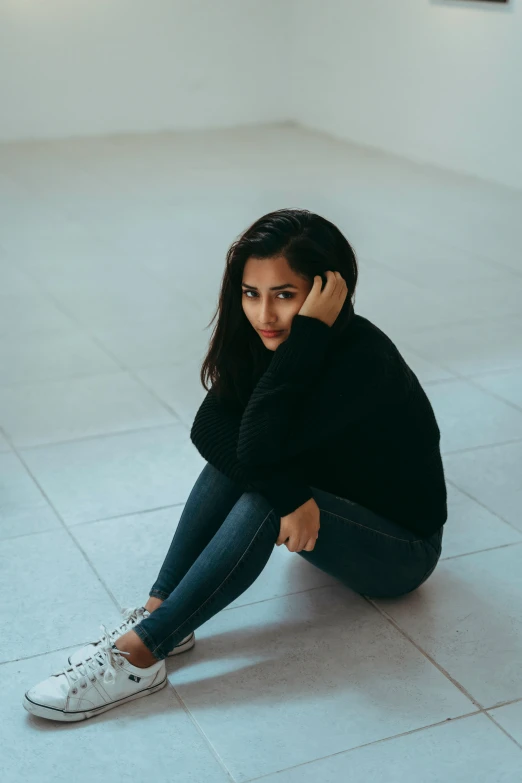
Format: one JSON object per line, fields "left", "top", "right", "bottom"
{"left": 2, "top": 123, "right": 522, "bottom": 782}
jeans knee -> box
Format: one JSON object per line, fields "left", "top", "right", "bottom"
{"left": 241, "top": 490, "right": 280, "bottom": 529}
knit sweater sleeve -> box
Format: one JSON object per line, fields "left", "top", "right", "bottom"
{"left": 189, "top": 386, "right": 314, "bottom": 517}
{"left": 237, "top": 314, "right": 390, "bottom": 467}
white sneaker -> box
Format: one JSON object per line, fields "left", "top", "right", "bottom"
{"left": 23, "top": 627, "right": 167, "bottom": 722}
{"left": 67, "top": 605, "right": 195, "bottom": 667}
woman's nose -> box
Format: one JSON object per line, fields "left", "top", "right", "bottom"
{"left": 260, "top": 304, "right": 275, "bottom": 320}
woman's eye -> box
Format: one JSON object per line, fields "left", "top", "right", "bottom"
{"left": 242, "top": 291, "right": 294, "bottom": 300}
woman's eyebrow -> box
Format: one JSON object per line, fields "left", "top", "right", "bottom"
{"left": 242, "top": 283, "right": 298, "bottom": 291}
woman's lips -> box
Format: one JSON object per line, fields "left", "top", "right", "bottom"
{"left": 260, "top": 330, "right": 283, "bottom": 337}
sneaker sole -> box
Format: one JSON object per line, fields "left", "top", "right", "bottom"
{"left": 66, "top": 631, "right": 196, "bottom": 666}
{"left": 23, "top": 674, "right": 168, "bottom": 722}
{"left": 167, "top": 631, "right": 196, "bottom": 657}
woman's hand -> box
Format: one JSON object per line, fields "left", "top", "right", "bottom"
{"left": 276, "top": 497, "right": 320, "bottom": 552}
{"left": 298, "top": 270, "right": 349, "bottom": 328}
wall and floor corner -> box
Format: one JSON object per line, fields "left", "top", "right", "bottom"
{"left": 289, "top": 0, "right": 521, "bottom": 191}
{"left": 0, "top": 0, "right": 520, "bottom": 187}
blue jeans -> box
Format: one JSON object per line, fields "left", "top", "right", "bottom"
{"left": 133, "top": 463, "right": 443, "bottom": 661}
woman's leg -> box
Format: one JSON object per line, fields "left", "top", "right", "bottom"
{"left": 296, "top": 488, "right": 443, "bottom": 599}
{"left": 132, "top": 480, "right": 281, "bottom": 660}
{"left": 131, "top": 477, "right": 443, "bottom": 662}
{"left": 147, "top": 462, "right": 247, "bottom": 601}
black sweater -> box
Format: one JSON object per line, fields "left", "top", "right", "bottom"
{"left": 190, "top": 313, "right": 447, "bottom": 538}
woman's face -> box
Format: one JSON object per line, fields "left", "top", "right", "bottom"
{"left": 241, "top": 255, "right": 313, "bottom": 350}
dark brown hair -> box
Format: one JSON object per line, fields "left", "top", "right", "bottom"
{"left": 199, "top": 208, "right": 359, "bottom": 409}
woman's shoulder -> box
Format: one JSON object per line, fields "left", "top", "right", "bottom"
{"left": 330, "top": 314, "right": 418, "bottom": 393}
{"left": 331, "top": 313, "right": 400, "bottom": 361}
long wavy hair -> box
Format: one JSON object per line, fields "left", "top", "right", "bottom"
{"left": 199, "top": 208, "right": 359, "bottom": 410}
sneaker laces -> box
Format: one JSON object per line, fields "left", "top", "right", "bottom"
{"left": 60, "top": 626, "right": 131, "bottom": 689}
{"left": 86, "top": 605, "right": 150, "bottom": 649}
{"left": 112, "top": 606, "right": 149, "bottom": 639}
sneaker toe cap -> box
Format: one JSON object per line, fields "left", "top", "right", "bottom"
{"left": 25, "top": 674, "right": 70, "bottom": 710}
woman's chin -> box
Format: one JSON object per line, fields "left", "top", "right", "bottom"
{"left": 262, "top": 335, "right": 287, "bottom": 349}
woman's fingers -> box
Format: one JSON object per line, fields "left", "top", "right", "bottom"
{"left": 299, "top": 537, "right": 318, "bottom": 553}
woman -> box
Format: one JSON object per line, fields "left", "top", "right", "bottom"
{"left": 23, "top": 208, "right": 446, "bottom": 722}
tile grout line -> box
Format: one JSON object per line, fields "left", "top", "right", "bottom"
{"left": 8, "top": 420, "right": 183, "bottom": 452}
{"left": 243, "top": 710, "right": 488, "bottom": 783}
{"left": 440, "top": 540, "right": 522, "bottom": 563}
{"left": 464, "top": 366, "right": 522, "bottom": 380}
{"left": 361, "top": 191, "right": 522, "bottom": 266}
{"left": 25, "top": 256, "right": 208, "bottom": 427}
{"left": 483, "top": 711, "right": 522, "bottom": 751}
{"left": 376, "top": 206, "right": 522, "bottom": 280}
{"left": 158, "top": 682, "right": 238, "bottom": 783}
{"left": 1, "top": 432, "right": 130, "bottom": 620}
{"left": 0, "top": 582, "right": 337, "bottom": 666}
{"left": 444, "top": 479, "right": 522, "bottom": 538}
{"left": 362, "top": 595, "right": 483, "bottom": 710}
{"left": 367, "top": 251, "right": 522, "bottom": 285}
{"left": 442, "top": 436, "right": 522, "bottom": 456}
{"left": 365, "top": 600, "right": 522, "bottom": 754}
{"left": 394, "top": 307, "right": 522, "bottom": 339}
{"left": 422, "top": 372, "right": 522, "bottom": 418}
{"left": 456, "top": 373, "right": 522, "bottom": 416}
{"left": 397, "top": 327, "right": 522, "bottom": 379}
{"left": 0, "top": 500, "right": 187, "bottom": 543}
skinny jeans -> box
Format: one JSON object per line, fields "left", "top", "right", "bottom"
{"left": 133, "top": 463, "right": 443, "bottom": 661}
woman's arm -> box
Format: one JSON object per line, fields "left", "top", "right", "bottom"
{"left": 237, "top": 320, "right": 393, "bottom": 467}
{"left": 190, "top": 386, "right": 314, "bottom": 517}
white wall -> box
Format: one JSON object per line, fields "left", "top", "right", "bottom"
{"left": 1, "top": 0, "right": 521, "bottom": 190}
{"left": 291, "top": 0, "right": 522, "bottom": 190}
{"left": 0, "top": 0, "right": 291, "bottom": 140}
